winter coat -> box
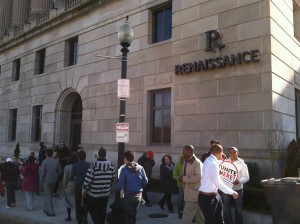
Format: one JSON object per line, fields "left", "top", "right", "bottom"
{"left": 160, "top": 162, "right": 178, "bottom": 194}
{"left": 182, "top": 155, "right": 202, "bottom": 202}
{"left": 173, "top": 155, "right": 184, "bottom": 188}
{"left": 83, "top": 159, "right": 116, "bottom": 198}
{"left": 21, "top": 162, "right": 39, "bottom": 192}
{"left": 117, "top": 162, "right": 148, "bottom": 194}
{"left": 137, "top": 154, "right": 155, "bottom": 179}
{"left": 0, "top": 162, "right": 19, "bottom": 182}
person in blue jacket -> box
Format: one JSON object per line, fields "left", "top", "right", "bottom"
{"left": 117, "top": 151, "right": 148, "bottom": 224}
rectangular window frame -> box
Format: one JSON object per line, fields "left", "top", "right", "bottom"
{"left": 32, "top": 105, "right": 43, "bottom": 142}
{"left": 35, "top": 49, "right": 46, "bottom": 75}
{"left": 66, "top": 37, "right": 78, "bottom": 66}
{"left": 9, "top": 109, "right": 18, "bottom": 142}
{"left": 152, "top": 3, "right": 172, "bottom": 43}
{"left": 150, "top": 88, "right": 171, "bottom": 145}
{"left": 12, "top": 58, "right": 21, "bottom": 82}
{"left": 295, "top": 89, "right": 300, "bottom": 139}
{"left": 294, "top": 1, "right": 300, "bottom": 41}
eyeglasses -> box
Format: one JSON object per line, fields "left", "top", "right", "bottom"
{"left": 229, "top": 151, "right": 237, "bottom": 154}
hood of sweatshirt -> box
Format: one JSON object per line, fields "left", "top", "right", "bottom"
{"left": 125, "top": 162, "right": 142, "bottom": 173}
{"left": 93, "top": 159, "right": 114, "bottom": 172}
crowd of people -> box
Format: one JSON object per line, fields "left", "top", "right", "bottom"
{"left": 0, "top": 139, "right": 249, "bottom": 224}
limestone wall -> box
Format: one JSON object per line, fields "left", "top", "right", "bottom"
{"left": 0, "top": 0, "right": 299, "bottom": 177}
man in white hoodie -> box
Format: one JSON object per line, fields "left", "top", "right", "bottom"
{"left": 221, "top": 147, "right": 249, "bottom": 224}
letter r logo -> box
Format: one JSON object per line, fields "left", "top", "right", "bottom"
{"left": 205, "top": 30, "right": 225, "bottom": 51}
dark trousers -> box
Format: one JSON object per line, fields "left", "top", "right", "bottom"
{"left": 198, "top": 193, "right": 224, "bottom": 224}
{"left": 86, "top": 194, "right": 108, "bottom": 224}
{"left": 74, "top": 186, "right": 88, "bottom": 224}
{"left": 5, "top": 181, "right": 16, "bottom": 207}
{"left": 142, "top": 184, "right": 150, "bottom": 204}
{"left": 53, "top": 173, "right": 62, "bottom": 195}
{"left": 123, "top": 195, "right": 142, "bottom": 224}
{"left": 159, "top": 193, "right": 174, "bottom": 211}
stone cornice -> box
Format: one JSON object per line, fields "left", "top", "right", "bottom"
{"left": 0, "top": 0, "right": 109, "bottom": 52}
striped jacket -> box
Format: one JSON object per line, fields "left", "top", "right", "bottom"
{"left": 82, "top": 159, "right": 116, "bottom": 198}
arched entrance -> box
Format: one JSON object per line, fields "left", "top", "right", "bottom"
{"left": 55, "top": 89, "right": 82, "bottom": 151}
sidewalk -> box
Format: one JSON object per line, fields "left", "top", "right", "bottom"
{"left": 0, "top": 191, "right": 272, "bottom": 224}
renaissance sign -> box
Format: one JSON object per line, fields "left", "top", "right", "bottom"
{"left": 175, "top": 30, "right": 260, "bottom": 75}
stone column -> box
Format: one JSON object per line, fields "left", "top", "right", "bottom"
{"left": 30, "top": 0, "right": 52, "bottom": 14}
{"left": 0, "top": 0, "right": 13, "bottom": 35}
{"left": 11, "top": 0, "right": 30, "bottom": 27}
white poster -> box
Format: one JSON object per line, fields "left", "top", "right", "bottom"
{"left": 219, "top": 161, "right": 238, "bottom": 188}
{"left": 117, "top": 79, "right": 130, "bottom": 98}
{"left": 116, "top": 123, "right": 129, "bottom": 143}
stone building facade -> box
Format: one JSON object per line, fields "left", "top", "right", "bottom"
{"left": 0, "top": 0, "right": 300, "bottom": 177}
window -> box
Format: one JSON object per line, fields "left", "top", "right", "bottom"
{"left": 9, "top": 109, "right": 18, "bottom": 141}
{"left": 295, "top": 89, "right": 300, "bottom": 138}
{"left": 294, "top": 1, "right": 300, "bottom": 41}
{"left": 32, "top": 106, "right": 43, "bottom": 142}
{"left": 150, "top": 89, "right": 171, "bottom": 144}
{"left": 153, "top": 4, "right": 172, "bottom": 43}
{"left": 66, "top": 37, "right": 78, "bottom": 66}
{"left": 35, "top": 49, "right": 46, "bottom": 74}
{"left": 12, "top": 58, "right": 21, "bottom": 81}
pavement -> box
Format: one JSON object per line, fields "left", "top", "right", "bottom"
{"left": 0, "top": 188, "right": 273, "bottom": 224}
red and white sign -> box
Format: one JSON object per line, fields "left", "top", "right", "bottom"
{"left": 116, "top": 123, "right": 129, "bottom": 143}
{"left": 118, "top": 79, "right": 130, "bottom": 98}
{"left": 219, "top": 161, "right": 238, "bottom": 188}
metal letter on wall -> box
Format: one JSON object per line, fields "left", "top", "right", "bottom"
{"left": 205, "top": 30, "right": 225, "bottom": 51}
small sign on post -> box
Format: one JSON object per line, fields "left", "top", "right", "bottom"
{"left": 118, "top": 79, "right": 130, "bottom": 98}
{"left": 116, "top": 123, "right": 129, "bottom": 143}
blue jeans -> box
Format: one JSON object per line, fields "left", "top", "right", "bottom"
{"left": 177, "top": 187, "right": 184, "bottom": 215}
{"left": 122, "top": 195, "right": 142, "bottom": 224}
{"left": 220, "top": 189, "right": 243, "bottom": 224}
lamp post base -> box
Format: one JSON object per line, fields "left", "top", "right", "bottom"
{"left": 106, "top": 191, "right": 125, "bottom": 224}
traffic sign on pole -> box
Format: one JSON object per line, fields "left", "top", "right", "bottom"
{"left": 117, "top": 79, "right": 130, "bottom": 98}
{"left": 116, "top": 123, "right": 129, "bottom": 143}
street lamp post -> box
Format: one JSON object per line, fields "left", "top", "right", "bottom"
{"left": 107, "top": 16, "right": 134, "bottom": 224}
{"left": 117, "top": 16, "right": 133, "bottom": 169}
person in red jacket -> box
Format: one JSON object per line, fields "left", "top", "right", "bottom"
{"left": 21, "top": 155, "right": 39, "bottom": 211}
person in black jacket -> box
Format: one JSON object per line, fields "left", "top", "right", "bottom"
{"left": 137, "top": 151, "right": 155, "bottom": 207}
{"left": 0, "top": 157, "right": 20, "bottom": 208}
{"left": 158, "top": 155, "right": 178, "bottom": 213}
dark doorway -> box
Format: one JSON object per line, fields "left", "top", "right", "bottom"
{"left": 70, "top": 96, "right": 82, "bottom": 152}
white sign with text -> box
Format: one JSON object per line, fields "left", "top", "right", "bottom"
{"left": 117, "top": 79, "right": 130, "bottom": 98}
{"left": 116, "top": 123, "right": 129, "bottom": 143}
{"left": 219, "top": 161, "right": 238, "bottom": 188}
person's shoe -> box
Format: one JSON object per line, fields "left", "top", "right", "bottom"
{"left": 47, "top": 213, "right": 55, "bottom": 217}
{"left": 65, "top": 217, "right": 71, "bottom": 221}
{"left": 145, "top": 203, "right": 152, "bottom": 207}
{"left": 27, "top": 209, "right": 33, "bottom": 211}
{"left": 53, "top": 193, "right": 57, "bottom": 197}
{"left": 11, "top": 203, "right": 16, "bottom": 207}
{"left": 169, "top": 210, "right": 175, "bottom": 213}
{"left": 178, "top": 213, "right": 183, "bottom": 219}
{"left": 43, "top": 209, "right": 48, "bottom": 215}
{"left": 5, "top": 205, "right": 11, "bottom": 208}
